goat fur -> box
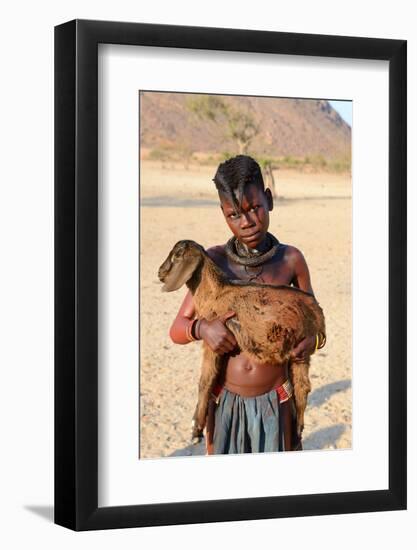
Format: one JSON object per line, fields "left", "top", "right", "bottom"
{"left": 158, "top": 240, "right": 326, "bottom": 445}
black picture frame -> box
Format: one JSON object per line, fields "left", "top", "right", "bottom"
{"left": 54, "top": 19, "right": 407, "bottom": 531}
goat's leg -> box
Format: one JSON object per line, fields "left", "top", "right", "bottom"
{"left": 288, "top": 359, "right": 311, "bottom": 439}
{"left": 191, "top": 345, "right": 221, "bottom": 443}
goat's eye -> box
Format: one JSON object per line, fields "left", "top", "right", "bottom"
{"left": 249, "top": 205, "right": 259, "bottom": 212}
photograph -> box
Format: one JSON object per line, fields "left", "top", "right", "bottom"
{"left": 139, "top": 91, "right": 352, "bottom": 459}
{"left": 0, "top": 0, "right": 410, "bottom": 542}
{"left": 53, "top": 20, "right": 406, "bottom": 528}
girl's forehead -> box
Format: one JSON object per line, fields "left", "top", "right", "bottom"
{"left": 220, "top": 183, "right": 264, "bottom": 211}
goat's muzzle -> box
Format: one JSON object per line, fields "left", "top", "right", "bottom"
{"left": 157, "top": 258, "right": 171, "bottom": 283}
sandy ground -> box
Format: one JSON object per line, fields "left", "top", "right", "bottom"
{"left": 139, "top": 161, "right": 352, "bottom": 458}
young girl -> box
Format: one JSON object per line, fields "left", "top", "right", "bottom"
{"left": 169, "top": 155, "right": 325, "bottom": 454}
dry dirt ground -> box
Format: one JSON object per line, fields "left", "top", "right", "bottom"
{"left": 139, "top": 161, "right": 352, "bottom": 459}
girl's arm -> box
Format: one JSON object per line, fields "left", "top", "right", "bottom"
{"left": 289, "top": 247, "right": 325, "bottom": 361}
{"left": 169, "top": 290, "right": 237, "bottom": 354}
{"left": 169, "top": 290, "right": 197, "bottom": 344}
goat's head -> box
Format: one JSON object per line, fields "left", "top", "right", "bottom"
{"left": 158, "top": 240, "right": 205, "bottom": 292}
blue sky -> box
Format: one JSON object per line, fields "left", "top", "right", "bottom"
{"left": 329, "top": 100, "right": 352, "bottom": 127}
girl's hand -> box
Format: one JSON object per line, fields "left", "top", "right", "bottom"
{"left": 199, "top": 311, "right": 237, "bottom": 355}
{"left": 290, "top": 335, "right": 317, "bottom": 363}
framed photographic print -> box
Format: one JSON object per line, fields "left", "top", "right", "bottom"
{"left": 55, "top": 19, "right": 406, "bottom": 530}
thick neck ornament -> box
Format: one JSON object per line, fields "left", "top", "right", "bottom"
{"left": 225, "top": 232, "right": 280, "bottom": 267}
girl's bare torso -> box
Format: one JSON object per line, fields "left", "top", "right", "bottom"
{"left": 206, "top": 244, "right": 295, "bottom": 396}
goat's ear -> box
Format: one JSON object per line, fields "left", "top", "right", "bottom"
{"left": 161, "top": 255, "right": 200, "bottom": 292}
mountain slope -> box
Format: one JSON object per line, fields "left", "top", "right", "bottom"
{"left": 139, "top": 92, "right": 351, "bottom": 160}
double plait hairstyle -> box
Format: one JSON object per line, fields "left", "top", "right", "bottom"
{"left": 212, "top": 155, "right": 265, "bottom": 210}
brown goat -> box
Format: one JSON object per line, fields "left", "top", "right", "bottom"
{"left": 158, "top": 240, "right": 326, "bottom": 445}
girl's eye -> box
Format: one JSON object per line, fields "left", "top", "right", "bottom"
{"left": 229, "top": 213, "right": 240, "bottom": 220}
{"left": 249, "top": 206, "right": 259, "bottom": 212}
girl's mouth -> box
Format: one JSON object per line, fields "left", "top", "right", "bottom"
{"left": 241, "top": 230, "right": 261, "bottom": 242}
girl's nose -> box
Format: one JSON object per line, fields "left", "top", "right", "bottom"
{"left": 240, "top": 212, "right": 254, "bottom": 228}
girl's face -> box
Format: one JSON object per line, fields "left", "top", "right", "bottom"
{"left": 219, "top": 183, "right": 273, "bottom": 249}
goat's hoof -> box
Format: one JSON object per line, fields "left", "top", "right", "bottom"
{"left": 191, "top": 428, "right": 204, "bottom": 445}
{"left": 191, "top": 435, "right": 204, "bottom": 446}
{"left": 191, "top": 423, "right": 204, "bottom": 445}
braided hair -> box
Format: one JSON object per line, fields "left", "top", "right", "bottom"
{"left": 213, "top": 155, "right": 265, "bottom": 210}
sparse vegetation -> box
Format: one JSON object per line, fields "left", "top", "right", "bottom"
{"left": 148, "top": 147, "right": 173, "bottom": 162}
{"left": 148, "top": 145, "right": 195, "bottom": 170}
{"left": 187, "top": 95, "right": 259, "bottom": 155}
{"left": 146, "top": 148, "right": 351, "bottom": 174}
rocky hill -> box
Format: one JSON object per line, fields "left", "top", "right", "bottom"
{"left": 139, "top": 91, "right": 351, "bottom": 161}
